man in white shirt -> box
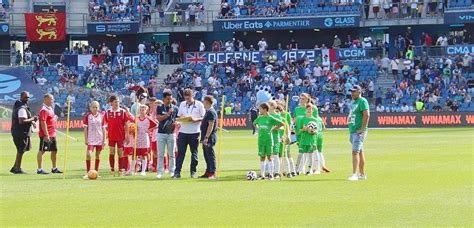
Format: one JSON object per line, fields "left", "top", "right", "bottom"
{"left": 193, "top": 74, "right": 202, "bottom": 91}
{"left": 37, "top": 76, "right": 47, "bottom": 86}
{"left": 171, "top": 41, "right": 180, "bottom": 63}
{"left": 199, "top": 40, "right": 205, "bottom": 52}
{"left": 174, "top": 89, "right": 205, "bottom": 178}
{"left": 376, "top": 104, "right": 385, "bottom": 112}
{"left": 138, "top": 42, "right": 146, "bottom": 54}
{"left": 257, "top": 38, "right": 268, "bottom": 51}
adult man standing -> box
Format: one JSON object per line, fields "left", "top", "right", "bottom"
{"left": 37, "top": 94, "right": 62, "bottom": 175}
{"left": 248, "top": 104, "right": 258, "bottom": 135}
{"left": 199, "top": 96, "right": 218, "bottom": 179}
{"left": 347, "top": 85, "right": 370, "bottom": 181}
{"left": 10, "top": 91, "right": 37, "bottom": 174}
{"left": 174, "top": 89, "right": 205, "bottom": 178}
{"left": 155, "top": 92, "right": 178, "bottom": 178}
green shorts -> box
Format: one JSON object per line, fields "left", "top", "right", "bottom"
{"left": 299, "top": 144, "right": 315, "bottom": 153}
{"left": 272, "top": 142, "right": 281, "bottom": 155}
{"left": 316, "top": 135, "right": 323, "bottom": 153}
{"left": 258, "top": 144, "right": 272, "bottom": 157}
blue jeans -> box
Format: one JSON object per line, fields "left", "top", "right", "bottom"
{"left": 175, "top": 132, "right": 199, "bottom": 176}
{"left": 157, "top": 133, "right": 176, "bottom": 174}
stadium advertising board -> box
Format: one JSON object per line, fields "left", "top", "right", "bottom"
{"left": 336, "top": 48, "right": 368, "bottom": 59}
{"left": 87, "top": 22, "right": 140, "bottom": 34}
{"left": 186, "top": 49, "right": 321, "bottom": 64}
{"left": 444, "top": 11, "right": 474, "bottom": 24}
{"left": 112, "top": 54, "right": 159, "bottom": 66}
{"left": 2, "top": 112, "right": 473, "bottom": 133}
{"left": 446, "top": 45, "right": 474, "bottom": 55}
{"left": 213, "top": 15, "right": 359, "bottom": 31}
{"left": 0, "top": 23, "right": 9, "bottom": 35}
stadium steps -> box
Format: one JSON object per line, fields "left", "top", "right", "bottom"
{"left": 68, "top": 1, "right": 89, "bottom": 33}
{"left": 204, "top": 0, "right": 221, "bottom": 15}
{"left": 375, "top": 72, "right": 395, "bottom": 92}
{"left": 157, "top": 64, "right": 181, "bottom": 86}
{"left": 11, "top": 0, "right": 29, "bottom": 13}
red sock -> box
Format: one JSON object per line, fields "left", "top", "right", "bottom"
{"left": 95, "top": 159, "right": 100, "bottom": 171}
{"left": 109, "top": 154, "right": 115, "bottom": 171}
{"left": 86, "top": 160, "right": 91, "bottom": 172}
{"left": 153, "top": 156, "right": 158, "bottom": 170}
{"left": 118, "top": 157, "right": 124, "bottom": 171}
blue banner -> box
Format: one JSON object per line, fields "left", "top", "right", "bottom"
{"left": 446, "top": 45, "right": 474, "bottom": 55}
{"left": 113, "top": 54, "right": 159, "bottom": 66}
{"left": 336, "top": 48, "right": 368, "bottom": 59}
{"left": 444, "top": 11, "right": 474, "bottom": 24}
{"left": 213, "top": 15, "right": 359, "bottom": 31}
{"left": 0, "top": 68, "right": 43, "bottom": 108}
{"left": 87, "top": 22, "right": 140, "bottom": 34}
{"left": 185, "top": 49, "right": 322, "bottom": 64}
{"left": 0, "top": 23, "right": 9, "bottom": 35}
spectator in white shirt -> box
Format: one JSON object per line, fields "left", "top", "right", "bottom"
{"left": 138, "top": 42, "right": 145, "bottom": 54}
{"left": 257, "top": 38, "right": 268, "bottom": 51}
{"left": 199, "top": 40, "right": 206, "bottom": 52}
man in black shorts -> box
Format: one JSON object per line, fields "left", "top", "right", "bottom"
{"left": 37, "top": 94, "right": 62, "bottom": 175}
{"left": 10, "top": 91, "right": 37, "bottom": 174}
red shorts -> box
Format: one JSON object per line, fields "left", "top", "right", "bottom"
{"left": 108, "top": 139, "right": 124, "bottom": 148}
{"left": 87, "top": 145, "right": 103, "bottom": 152}
{"left": 123, "top": 147, "right": 133, "bottom": 156}
{"left": 137, "top": 148, "right": 149, "bottom": 157}
{"left": 150, "top": 141, "right": 157, "bottom": 152}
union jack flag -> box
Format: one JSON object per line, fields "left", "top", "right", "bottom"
{"left": 185, "top": 52, "right": 207, "bottom": 64}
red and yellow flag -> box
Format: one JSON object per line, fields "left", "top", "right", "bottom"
{"left": 24, "top": 13, "right": 66, "bottom": 42}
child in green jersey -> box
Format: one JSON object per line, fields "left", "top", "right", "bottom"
{"left": 296, "top": 103, "right": 318, "bottom": 175}
{"left": 253, "top": 103, "right": 284, "bottom": 180}
{"left": 276, "top": 100, "right": 295, "bottom": 178}
{"left": 312, "top": 116, "right": 330, "bottom": 174}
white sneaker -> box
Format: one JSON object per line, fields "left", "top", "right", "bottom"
{"left": 82, "top": 175, "right": 89, "bottom": 180}
{"left": 140, "top": 171, "right": 146, "bottom": 176}
{"left": 358, "top": 174, "right": 367, "bottom": 180}
{"left": 348, "top": 174, "right": 359, "bottom": 181}
{"left": 156, "top": 173, "right": 163, "bottom": 179}
{"left": 314, "top": 170, "right": 321, "bottom": 175}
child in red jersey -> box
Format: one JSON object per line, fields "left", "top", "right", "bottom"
{"left": 130, "top": 104, "right": 157, "bottom": 176}
{"left": 104, "top": 95, "right": 133, "bottom": 175}
{"left": 83, "top": 101, "right": 106, "bottom": 179}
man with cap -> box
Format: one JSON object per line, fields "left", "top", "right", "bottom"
{"left": 10, "top": 91, "right": 38, "bottom": 174}
{"left": 347, "top": 85, "right": 370, "bottom": 181}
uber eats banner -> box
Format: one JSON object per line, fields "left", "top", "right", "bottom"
{"left": 213, "top": 15, "right": 360, "bottom": 31}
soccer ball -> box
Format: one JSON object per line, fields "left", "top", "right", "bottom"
{"left": 246, "top": 170, "right": 257, "bottom": 181}
{"left": 88, "top": 170, "right": 98, "bottom": 180}
{"left": 307, "top": 121, "right": 318, "bottom": 134}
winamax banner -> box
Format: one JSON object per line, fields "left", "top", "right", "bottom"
{"left": 444, "top": 10, "right": 474, "bottom": 24}
{"left": 2, "top": 112, "right": 473, "bottom": 133}
{"left": 24, "top": 13, "right": 66, "bottom": 41}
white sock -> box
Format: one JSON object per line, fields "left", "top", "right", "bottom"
{"left": 296, "top": 153, "right": 303, "bottom": 172}
{"left": 285, "top": 156, "right": 291, "bottom": 174}
{"left": 129, "top": 160, "right": 136, "bottom": 173}
{"left": 315, "top": 152, "right": 321, "bottom": 172}
{"left": 274, "top": 157, "right": 280, "bottom": 174}
{"left": 141, "top": 159, "right": 147, "bottom": 173}
{"left": 320, "top": 153, "right": 326, "bottom": 167}
{"left": 289, "top": 158, "right": 296, "bottom": 173}
{"left": 306, "top": 153, "right": 314, "bottom": 172}
{"left": 268, "top": 160, "right": 274, "bottom": 176}
{"left": 266, "top": 162, "right": 271, "bottom": 175}
{"left": 260, "top": 161, "right": 265, "bottom": 177}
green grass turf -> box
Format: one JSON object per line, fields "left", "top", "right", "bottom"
{"left": 0, "top": 128, "right": 472, "bottom": 226}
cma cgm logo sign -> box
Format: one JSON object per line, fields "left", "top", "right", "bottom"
{"left": 446, "top": 46, "right": 474, "bottom": 55}
{"left": 323, "top": 17, "right": 356, "bottom": 27}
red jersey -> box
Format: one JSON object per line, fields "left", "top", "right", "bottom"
{"left": 104, "top": 108, "right": 133, "bottom": 141}
{"left": 39, "top": 104, "right": 57, "bottom": 138}
{"left": 83, "top": 111, "right": 106, "bottom": 145}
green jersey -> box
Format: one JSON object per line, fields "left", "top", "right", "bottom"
{"left": 253, "top": 115, "right": 284, "bottom": 146}
{"left": 348, "top": 97, "right": 369, "bottom": 133}
{"left": 280, "top": 111, "right": 291, "bottom": 136}
{"left": 315, "top": 116, "right": 325, "bottom": 134}
{"left": 297, "top": 116, "right": 318, "bottom": 146}
{"left": 270, "top": 113, "right": 284, "bottom": 143}
{"left": 293, "top": 106, "right": 318, "bottom": 135}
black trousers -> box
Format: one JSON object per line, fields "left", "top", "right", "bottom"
{"left": 202, "top": 139, "right": 216, "bottom": 174}
{"left": 175, "top": 132, "right": 199, "bottom": 175}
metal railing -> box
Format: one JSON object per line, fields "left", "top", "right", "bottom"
{"left": 413, "top": 45, "right": 474, "bottom": 57}
{"left": 7, "top": 12, "right": 88, "bottom": 29}
{"left": 361, "top": 2, "right": 444, "bottom": 20}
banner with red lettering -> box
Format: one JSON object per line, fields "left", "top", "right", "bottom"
{"left": 24, "top": 13, "right": 66, "bottom": 41}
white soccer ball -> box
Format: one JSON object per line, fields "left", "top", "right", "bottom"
{"left": 246, "top": 170, "right": 257, "bottom": 181}
{"left": 307, "top": 121, "right": 318, "bottom": 134}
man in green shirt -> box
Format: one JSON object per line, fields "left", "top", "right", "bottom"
{"left": 347, "top": 85, "right": 370, "bottom": 181}
{"left": 253, "top": 103, "right": 284, "bottom": 180}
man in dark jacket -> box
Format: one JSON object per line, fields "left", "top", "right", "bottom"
{"left": 10, "top": 91, "right": 38, "bottom": 174}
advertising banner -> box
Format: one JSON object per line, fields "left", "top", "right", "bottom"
{"left": 213, "top": 15, "right": 360, "bottom": 31}
{"left": 87, "top": 22, "right": 140, "bottom": 35}
{"left": 444, "top": 11, "right": 474, "bottom": 24}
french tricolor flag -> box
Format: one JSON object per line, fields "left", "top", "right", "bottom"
{"left": 322, "top": 48, "right": 337, "bottom": 62}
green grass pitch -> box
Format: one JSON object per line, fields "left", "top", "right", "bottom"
{"left": 0, "top": 128, "right": 472, "bottom": 226}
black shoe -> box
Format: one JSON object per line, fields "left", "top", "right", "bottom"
{"left": 172, "top": 174, "right": 181, "bottom": 179}
{"left": 274, "top": 173, "right": 281, "bottom": 178}
{"left": 37, "top": 169, "right": 49, "bottom": 175}
{"left": 51, "top": 168, "right": 63, "bottom": 174}
{"left": 287, "top": 173, "right": 293, "bottom": 178}
{"left": 291, "top": 172, "right": 296, "bottom": 176}
{"left": 10, "top": 167, "right": 17, "bottom": 174}
{"left": 16, "top": 169, "right": 27, "bottom": 174}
